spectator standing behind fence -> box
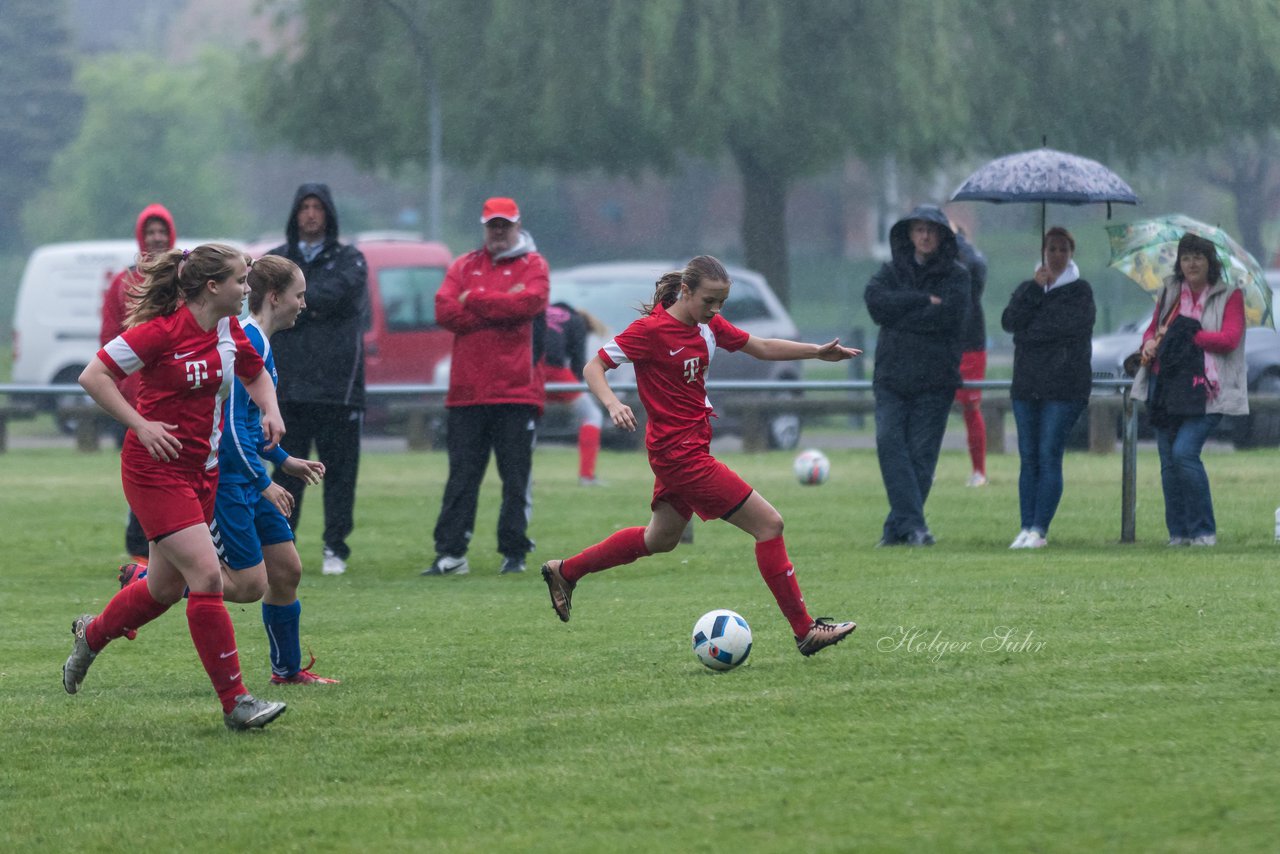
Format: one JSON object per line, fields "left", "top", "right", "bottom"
{"left": 953, "top": 224, "right": 990, "bottom": 487}
{"left": 1131, "top": 233, "right": 1246, "bottom": 547}
{"left": 101, "top": 203, "right": 177, "bottom": 566}
{"left": 864, "top": 205, "right": 970, "bottom": 547}
{"left": 1000, "top": 226, "right": 1096, "bottom": 549}
{"left": 422, "top": 197, "right": 549, "bottom": 577}
{"left": 267, "top": 183, "right": 369, "bottom": 577}
{"left": 541, "top": 301, "right": 608, "bottom": 485}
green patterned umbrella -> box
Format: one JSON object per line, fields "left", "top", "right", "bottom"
{"left": 1105, "top": 214, "right": 1273, "bottom": 329}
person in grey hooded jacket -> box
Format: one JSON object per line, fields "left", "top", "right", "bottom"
{"left": 267, "top": 183, "right": 369, "bottom": 576}
{"left": 864, "top": 205, "right": 970, "bottom": 546}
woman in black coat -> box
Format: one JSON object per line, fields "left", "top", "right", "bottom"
{"left": 1001, "top": 227, "right": 1096, "bottom": 549}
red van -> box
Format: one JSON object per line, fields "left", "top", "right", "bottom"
{"left": 356, "top": 234, "right": 454, "bottom": 385}
{"left": 247, "top": 232, "right": 454, "bottom": 386}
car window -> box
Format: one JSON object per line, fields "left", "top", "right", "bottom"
{"left": 379, "top": 266, "right": 446, "bottom": 331}
{"left": 720, "top": 280, "right": 770, "bottom": 323}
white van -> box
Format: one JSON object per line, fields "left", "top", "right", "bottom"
{"left": 10, "top": 239, "right": 238, "bottom": 427}
{"left": 11, "top": 240, "right": 138, "bottom": 391}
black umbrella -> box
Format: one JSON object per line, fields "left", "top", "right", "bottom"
{"left": 950, "top": 146, "right": 1139, "bottom": 236}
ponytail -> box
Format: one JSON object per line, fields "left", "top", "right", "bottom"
{"left": 644, "top": 272, "right": 685, "bottom": 315}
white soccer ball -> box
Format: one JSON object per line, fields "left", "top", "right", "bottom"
{"left": 692, "top": 609, "right": 753, "bottom": 671}
{"left": 793, "top": 449, "right": 830, "bottom": 485}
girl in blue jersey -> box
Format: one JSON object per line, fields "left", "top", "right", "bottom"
{"left": 212, "top": 255, "right": 337, "bottom": 684}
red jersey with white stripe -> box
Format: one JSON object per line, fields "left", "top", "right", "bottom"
{"left": 98, "top": 305, "right": 265, "bottom": 473}
{"left": 599, "top": 303, "right": 749, "bottom": 452}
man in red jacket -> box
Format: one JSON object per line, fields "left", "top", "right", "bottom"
{"left": 100, "top": 203, "right": 177, "bottom": 567}
{"left": 423, "top": 197, "right": 550, "bottom": 576}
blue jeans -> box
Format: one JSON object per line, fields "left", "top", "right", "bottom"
{"left": 1011, "top": 399, "right": 1086, "bottom": 535}
{"left": 1154, "top": 414, "right": 1222, "bottom": 539}
{"left": 874, "top": 387, "right": 953, "bottom": 540}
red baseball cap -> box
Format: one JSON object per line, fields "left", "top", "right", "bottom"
{"left": 480, "top": 197, "right": 521, "bottom": 224}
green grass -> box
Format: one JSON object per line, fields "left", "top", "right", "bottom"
{"left": 2, "top": 444, "right": 1278, "bottom": 852}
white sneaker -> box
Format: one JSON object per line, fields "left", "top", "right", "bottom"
{"left": 1189, "top": 534, "right": 1217, "bottom": 547}
{"left": 321, "top": 548, "right": 347, "bottom": 576}
{"left": 1009, "top": 530, "right": 1032, "bottom": 549}
{"left": 967, "top": 472, "right": 988, "bottom": 487}
{"left": 1025, "top": 533, "right": 1048, "bottom": 548}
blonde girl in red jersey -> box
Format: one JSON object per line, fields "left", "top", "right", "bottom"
{"left": 541, "top": 256, "right": 862, "bottom": 657}
{"left": 62, "top": 243, "right": 290, "bottom": 730}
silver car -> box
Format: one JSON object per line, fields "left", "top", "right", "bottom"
{"left": 545, "top": 261, "right": 805, "bottom": 449}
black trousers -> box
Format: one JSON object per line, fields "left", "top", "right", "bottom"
{"left": 272, "top": 401, "right": 362, "bottom": 560}
{"left": 433, "top": 404, "right": 537, "bottom": 559}
{"left": 115, "top": 430, "right": 149, "bottom": 558}
{"left": 125, "top": 510, "right": 148, "bottom": 558}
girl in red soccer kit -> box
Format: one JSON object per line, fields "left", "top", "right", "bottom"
{"left": 62, "top": 243, "right": 289, "bottom": 730}
{"left": 541, "top": 256, "right": 861, "bottom": 656}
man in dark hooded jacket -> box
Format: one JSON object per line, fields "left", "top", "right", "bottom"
{"left": 267, "top": 183, "right": 369, "bottom": 576}
{"left": 864, "top": 205, "right": 970, "bottom": 546}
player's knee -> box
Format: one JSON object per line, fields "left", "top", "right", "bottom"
{"left": 647, "top": 531, "right": 681, "bottom": 553}
{"left": 224, "top": 571, "right": 267, "bottom": 603}
{"left": 270, "top": 560, "right": 303, "bottom": 594}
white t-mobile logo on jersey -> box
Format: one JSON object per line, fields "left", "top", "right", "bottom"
{"left": 683, "top": 357, "right": 701, "bottom": 383}
{"left": 185, "top": 359, "right": 210, "bottom": 388}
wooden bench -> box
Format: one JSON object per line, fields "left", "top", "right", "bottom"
{"left": 0, "top": 403, "right": 37, "bottom": 453}
{"left": 376, "top": 393, "right": 1113, "bottom": 455}
{"left": 0, "top": 403, "right": 111, "bottom": 453}
{"left": 731, "top": 394, "right": 1020, "bottom": 453}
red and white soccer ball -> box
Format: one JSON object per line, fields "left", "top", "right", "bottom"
{"left": 692, "top": 609, "right": 753, "bottom": 671}
{"left": 793, "top": 449, "right": 830, "bottom": 485}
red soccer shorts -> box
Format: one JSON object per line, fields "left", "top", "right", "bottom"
{"left": 543, "top": 364, "right": 582, "bottom": 404}
{"left": 648, "top": 441, "right": 753, "bottom": 522}
{"left": 122, "top": 461, "right": 218, "bottom": 541}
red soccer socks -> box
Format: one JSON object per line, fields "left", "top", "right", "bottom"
{"left": 561, "top": 526, "right": 650, "bottom": 583}
{"left": 86, "top": 576, "right": 171, "bottom": 651}
{"left": 186, "top": 592, "right": 247, "bottom": 713}
{"left": 755, "top": 536, "right": 814, "bottom": 638}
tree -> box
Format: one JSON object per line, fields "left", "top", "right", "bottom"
{"left": 251, "top": 0, "right": 971, "bottom": 304}
{"left": 960, "top": 0, "right": 1280, "bottom": 259}
{"left": 676, "top": 1, "right": 968, "bottom": 302}
{"left": 0, "top": 0, "right": 82, "bottom": 250}
{"left": 23, "top": 52, "right": 250, "bottom": 243}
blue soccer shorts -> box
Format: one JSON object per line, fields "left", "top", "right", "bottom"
{"left": 211, "top": 481, "right": 295, "bottom": 570}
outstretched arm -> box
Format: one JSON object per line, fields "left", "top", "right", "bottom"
{"left": 740, "top": 336, "right": 862, "bottom": 362}
{"left": 584, "top": 355, "right": 637, "bottom": 432}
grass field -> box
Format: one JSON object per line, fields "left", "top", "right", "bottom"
{"left": 2, "top": 443, "right": 1278, "bottom": 852}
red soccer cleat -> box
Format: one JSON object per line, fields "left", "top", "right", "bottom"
{"left": 117, "top": 562, "right": 147, "bottom": 590}
{"left": 270, "top": 654, "right": 340, "bottom": 685}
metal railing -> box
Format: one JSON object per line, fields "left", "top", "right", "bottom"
{"left": 0, "top": 377, "right": 1143, "bottom": 542}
